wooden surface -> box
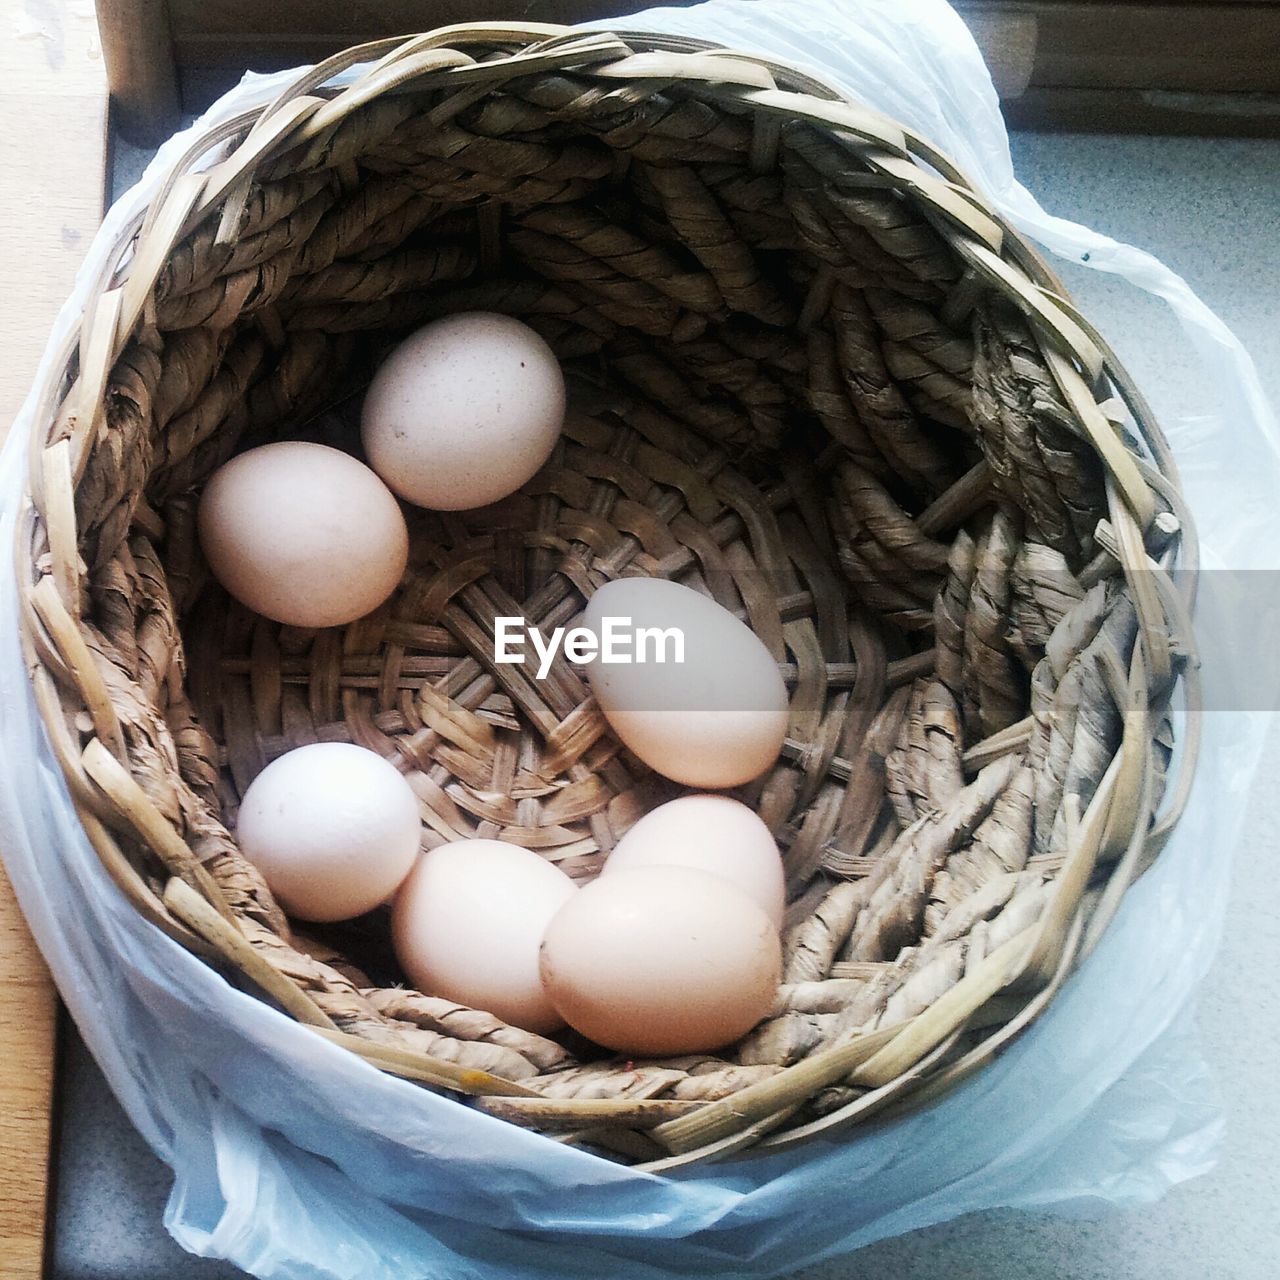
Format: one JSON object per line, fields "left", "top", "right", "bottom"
{"left": 0, "top": 3, "right": 108, "bottom": 1277}
{"left": 96, "top": 0, "right": 179, "bottom": 145}
{"left": 99, "top": 0, "right": 1280, "bottom": 141}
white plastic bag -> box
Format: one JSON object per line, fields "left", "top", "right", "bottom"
{"left": 3, "top": 2, "right": 1277, "bottom": 1276}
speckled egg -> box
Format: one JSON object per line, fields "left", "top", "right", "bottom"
{"left": 361, "top": 312, "right": 565, "bottom": 510}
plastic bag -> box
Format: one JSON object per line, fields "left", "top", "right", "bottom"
{"left": 2, "top": 1, "right": 1276, "bottom": 1276}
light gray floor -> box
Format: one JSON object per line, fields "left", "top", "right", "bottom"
{"left": 51, "top": 131, "right": 1280, "bottom": 1279}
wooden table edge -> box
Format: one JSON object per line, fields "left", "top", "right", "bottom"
{"left": 1, "top": 5, "right": 109, "bottom": 1273}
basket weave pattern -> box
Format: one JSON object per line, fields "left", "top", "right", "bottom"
{"left": 18, "top": 25, "right": 1195, "bottom": 1166}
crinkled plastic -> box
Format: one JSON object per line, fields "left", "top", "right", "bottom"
{"left": 2, "top": 2, "right": 1277, "bottom": 1276}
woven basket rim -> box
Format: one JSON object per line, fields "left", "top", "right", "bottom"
{"left": 15, "top": 22, "right": 1200, "bottom": 1169}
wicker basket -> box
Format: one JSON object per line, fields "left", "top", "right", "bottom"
{"left": 17, "top": 24, "right": 1197, "bottom": 1169}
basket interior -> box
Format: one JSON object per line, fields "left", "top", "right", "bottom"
{"left": 32, "top": 32, "right": 1189, "bottom": 1166}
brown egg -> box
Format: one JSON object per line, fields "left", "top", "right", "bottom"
{"left": 197, "top": 442, "right": 408, "bottom": 628}
{"left": 604, "top": 794, "right": 786, "bottom": 926}
{"left": 583, "top": 577, "right": 789, "bottom": 788}
{"left": 393, "top": 839, "right": 577, "bottom": 1034}
{"left": 539, "top": 865, "right": 781, "bottom": 1055}
{"left": 360, "top": 312, "right": 565, "bottom": 511}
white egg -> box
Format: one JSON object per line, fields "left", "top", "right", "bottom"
{"left": 605, "top": 794, "right": 786, "bottom": 926}
{"left": 392, "top": 839, "right": 576, "bottom": 1033}
{"left": 584, "top": 577, "right": 790, "bottom": 787}
{"left": 361, "top": 312, "right": 565, "bottom": 511}
{"left": 235, "top": 742, "right": 421, "bottom": 923}
{"left": 197, "top": 441, "right": 408, "bottom": 628}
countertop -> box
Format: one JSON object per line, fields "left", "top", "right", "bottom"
{"left": 0, "top": 5, "right": 106, "bottom": 1276}
{"left": 49, "top": 130, "right": 1280, "bottom": 1280}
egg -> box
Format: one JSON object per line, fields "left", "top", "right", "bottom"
{"left": 583, "top": 578, "right": 789, "bottom": 788}
{"left": 392, "top": 839, "right": 576, "bottom": 1033}
{"left": 235, "top": 743, "right": 421, "bottom": 923}
{"left": 361, "top": 312, "right": 565, "bottom": 510}
{"left": 605, "top": 795, "right": 785, "bottom": 926}
{"left": 198, "top": 442, "right": 408, "bottom": 628}
{"left": 540, "top": 865, "right": 780, "bottom": 1055}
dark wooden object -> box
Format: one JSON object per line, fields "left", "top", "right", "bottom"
{"left": 95, "top": 0, "right": 1280, "bottom": 143}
